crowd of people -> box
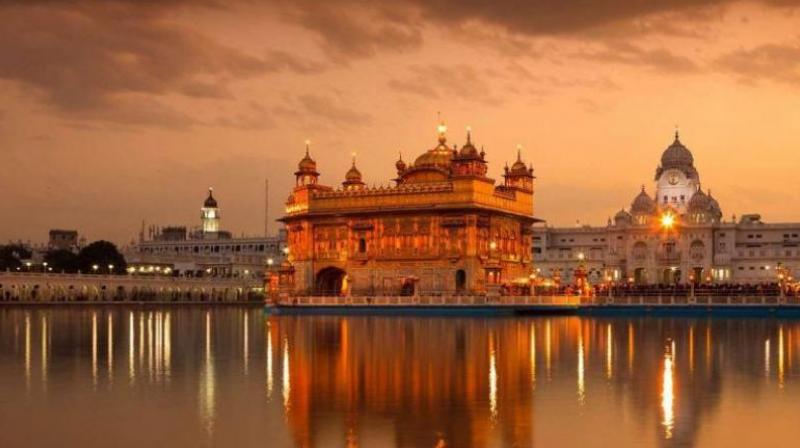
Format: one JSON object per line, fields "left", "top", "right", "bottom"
{"left": 505, "top": 282, "right": 800, "bottom": 297}
{"left": 595, "top": 282, "right": 797, "bottom": 297}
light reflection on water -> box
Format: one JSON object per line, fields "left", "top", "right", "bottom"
{"left": 2, "top": 308, "right": 800, "bottom": 447}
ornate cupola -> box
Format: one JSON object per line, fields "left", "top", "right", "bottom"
{"left": 451, "top": 126, "right": 488, "bottom": 177}
{"left": 655, "top": 130, "right": 699, "bottom": 181}
{"left": 342, "top": 154, "right": 365, "bottom": 190}
{"left": 502, "top": 146, "right": 535, "bottom": 192}
{"left": 295, "top": 141, "right": 320, "bottom": 187}
{"left": 400, "top": 121, "right": 455, "bottom": 183}
{"left": 201, "top": 187, "right": 220, "bottom": 234}
{"left": 630, "top": 185, "right": 657, "bottom": 225}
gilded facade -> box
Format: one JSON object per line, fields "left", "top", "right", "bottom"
{"left": 279, "top": 124, "right": 536, "bottom": 295}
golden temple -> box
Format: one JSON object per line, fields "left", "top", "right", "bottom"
{"left": 278, "top": 123, "right": 537, "bottom": 296}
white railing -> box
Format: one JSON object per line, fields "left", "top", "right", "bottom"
{"left": 274, "top": 294, "right": 582, "bottom": 307}
{"left": 272, "top": 294, "right": 800, "bottom": 308}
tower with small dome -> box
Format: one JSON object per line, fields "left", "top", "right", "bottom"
{"left": 201, "top": 187, "right": 220, "bottom": 234}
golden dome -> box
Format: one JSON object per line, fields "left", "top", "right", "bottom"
{"left": 345, "top": 157, "right": 362, "bottom": 182}
{"left": 412, "top": 123, "right": 454, "bottom": 169}
{"left": 413, "top": 146, "right": 453, "bottom": 168}
{"left": 296, "top": 142, "right": 317, "bottom": 173}
{"left": 458, "top": 127, "right": 480, "bottom": 158}
{"left": 510, "top": 147, "right": 528, "bottom": 174}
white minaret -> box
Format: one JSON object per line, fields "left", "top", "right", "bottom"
{"left": 201, "top": 187, "right": 220, "bottom": 234}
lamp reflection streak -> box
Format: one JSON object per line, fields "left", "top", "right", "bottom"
{"left": 577, "top": 328, "right": 585, "bottom": 405}
{"left": 489, "top": 338, "right": 498, "bottom": 422}
{"left": 779, "top": 327, "right": 785, "bottom": 388}
{"left": 199, "top": 312, "right": 216, "bottom": 436}
{"left": 24, "top": 313, "right": 31, "bottom": 390}
{"left": 606, "top": 323, "right": 613, "bottom": 379}
{"left": 164, "top": 312, "right": 171, "bottom": 380}
{"left": 530, "top": 325, "right": 536, "bottom": 388}
{"left": 107, "top": 313, "right": 114, "bottom": 386}
{"left": 765, "top": 339, "right": 771, "bottom": 378}
{"left": 41, "top": 314, "right": 48, "bottom": 389}
{"left": 661, "top": 343, "right": 675, "bottom": 440}
{"left": 266, "top": 323, "right": 273, "bottom": 400}
{"left": 92, "top": 312, "right": 98, "bottom": 388}
{"left": 282, "top": 337, "right": 290, "bottom": 412}
{"left": 243, "top": 311, "right": 249, "bottom": 375}
{"left": 545, "top": 321, "right": 552, "bottom": 379}
{"left": 129, "top": 312, "right": 135, "bottom": 383}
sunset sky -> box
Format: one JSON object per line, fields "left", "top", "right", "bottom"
{"left": 2, "top": 0, "right": 800, "bottom": 245}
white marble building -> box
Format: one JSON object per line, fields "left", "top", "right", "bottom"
{"left": 533, "top": 132, "right": 800, "bottom": 285}
{"left": 127, "top": 188, "right": 286, "bottom": 277}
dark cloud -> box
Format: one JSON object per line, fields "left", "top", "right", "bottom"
{"left": 388, "top": 64, "right": 501, "bottom": 105}
{"left": 0, "top": 2, "right": 324, "bottom": 128}
{"left": 715, "top": 41, "right": 800, "bottom": 85}
{"left": 275, "top": 1, "right": 423, "bottom": 61}
{"left": 576, "top": 41, "right": 699, "bottom": 73}
{"left": 213, "top": 100, "right": 275, "bottom": 130}
{"left": 276, "top": 0, "right": 797, "bottom": 62}
{"left": 297, "top": 94, "right": 372, "bottom": 126}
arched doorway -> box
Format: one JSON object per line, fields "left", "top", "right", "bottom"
{"left": 316, "top": 267, "right": 347, "bottom": 296}
{"left": 455, "top": 269, "right": 467, "bottom": 292}
{"left": 691, "top": 267, "right": 703, "bottom": 284}
{"left": 662, "top": 268, "right": 681, "bottom": 284}
{"left": 634, "top": 268, "right": 647, "bottom": 285}
{"left": 400, "top": 279, "right": 415, "bottom": 296}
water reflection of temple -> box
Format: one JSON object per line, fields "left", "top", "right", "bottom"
{"left": 3, "top": 309, "right": 800, "bottom": 447}
{"left": 265, "top": 315, "right": 800, "bottom": 448}
{"left": 268, "top": 316, "right": 539, "bottom": 447}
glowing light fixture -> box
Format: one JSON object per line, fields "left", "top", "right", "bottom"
{"left": 660, "top": 213, "right": 676, "bottom": 229}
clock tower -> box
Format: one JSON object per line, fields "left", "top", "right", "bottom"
{"left": 654, "top": 131, "right": 700, "bottom": 215}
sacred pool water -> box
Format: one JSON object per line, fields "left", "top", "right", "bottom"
{"left": 0, "top": 306, "right": 798, "bottom": 447}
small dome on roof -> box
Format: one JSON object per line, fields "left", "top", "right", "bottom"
{"left": 708, "top": 191, "right": 721, "bottom": 215}
{"left": 459, "top": 128, "right": 480, "bottom": 158}
{"left": 614, "top": 209, "right": 632, "bottom": 221}
{"left": 345, "top": 158, "right": 362, "bottom": 182}
{"left": 509, "top": 147, "right": 529, "bottom": 175}
{"left": 395, "top": 153, "right": 406, "bottom": 171}
{"left": 297, "top": 142, "right": 317, "bottom": 173}
{"left": 204, "top": 188, "right": 217, "bottom": 208}
{"left": 661, "top": 131, "right": 694, "bottom": 168}
{"left": 631, "top": 186, "right": 657, "bottom": 215}
{"left": 687, "top": 189, "right": 711, "bottom": 213}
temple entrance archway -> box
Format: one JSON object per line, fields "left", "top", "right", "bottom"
{"left": 455, "top": 269, "right": 467, "bottom": 292}
{"left": 315, "top": 267, "right": 347, "bottom": 296}
{"left": 400, "top": 279, "right": 415, "bottom": 296}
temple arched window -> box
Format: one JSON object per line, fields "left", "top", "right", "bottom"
{"left": 358, "top": 238, "right": 366, "bottom": 253}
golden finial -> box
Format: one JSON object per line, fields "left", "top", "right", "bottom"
{"left": 351, "top": 152, "right": 357, "bottom": 166}
{"left": 304, "top": 139, "right": 311, "bottom": 156}
{"left": 436, "top": 112, "right": 447, "bottom": 144}
{"left": 516, "top": 144, "right": 523, "bottom": 161}
{"left": 466, "top": 125, "right": 472, "bottom": 144}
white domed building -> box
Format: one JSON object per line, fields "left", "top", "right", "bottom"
{"left": 533, "top": 132, "right": 800, "bottom": 285}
